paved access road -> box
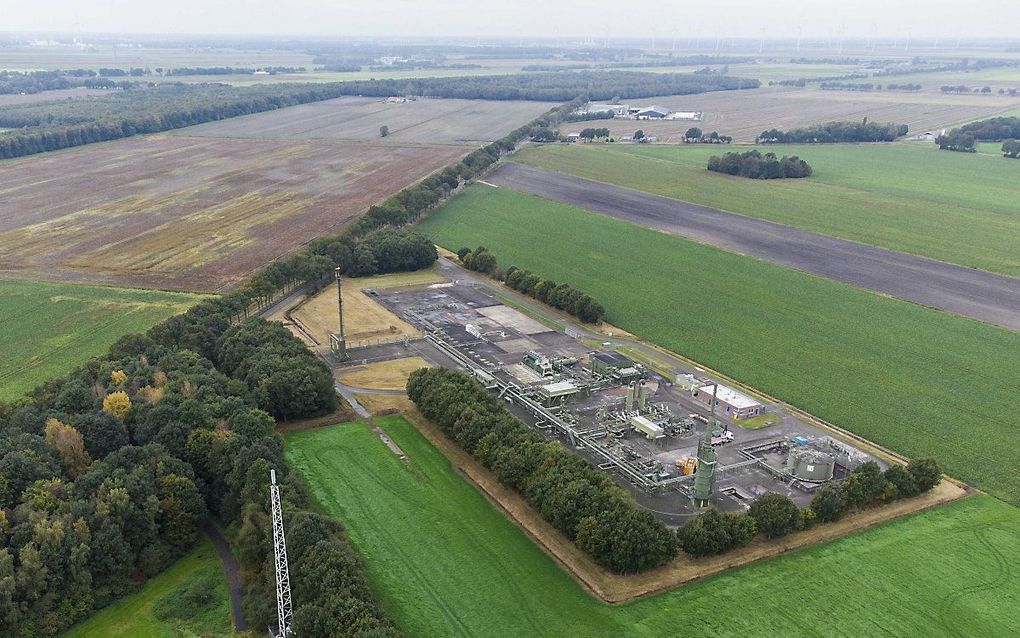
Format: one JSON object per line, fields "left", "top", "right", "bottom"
{"left": 489, "top": 162, "right": 1020, "bottom": 332}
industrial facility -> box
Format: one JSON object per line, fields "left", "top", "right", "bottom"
{"left": 339, "top": 276, "right": 886, "bottom": 524}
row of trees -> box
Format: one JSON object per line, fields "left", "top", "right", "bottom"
{"left": 328, "top": 71, "right": 759, "bottom": 103}
{"left": 407, "top": 368, "right": 678, "bottom": 573}
{"left": 578, "top": 127, "right": 611, "bottom": 140}
{"left": 0, "top": 83, "right": 358, "bottom": 160}
{"left": 819, "top": 82, "right": 921, "bottom": 92}
{"left": 679, "top": 457, "right": 942, "bottom": 557}
{"left": 708, "top": 150, "right": 813, "bottom": 179}
{"left": 936, "top": 131, "right": 977, "bottom": 153}
{"left": 758, "top": 120, "right": 908, "bottom": 143}
{"left": 683, "top": 127, "right": 733, "bottom": 144}
{"left": 456, "top": 247, "right": 606, "bottom": 324}
{"left": 957, "top": 116, "right": 1020, "bottom": 141}
{"left": 1002, "top": 140, "right": 1020, "bottom": 158}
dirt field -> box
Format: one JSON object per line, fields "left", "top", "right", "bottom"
{"left": 0, "top": 136, "right": 465, "bottom": 291}
{"left": 283, "top": 280, "right": 423, "bottom": 346}
{"left": 340, "top": 357, "right": 431, "bottom": 391}
{"left": 568, "top": 86, "right": 1019, "bottom": 142}
{"left": 0, "top": 87, "right": 111, "bottom": 106}
{"left": 170, "top": 96, "right": 559, "bottom": 145}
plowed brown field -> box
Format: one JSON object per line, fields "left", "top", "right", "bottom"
{"left": 0, "top": 136, "right": 464, "bottom": 291}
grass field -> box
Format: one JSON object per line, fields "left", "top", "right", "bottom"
{"left": 171, "top": 97, "right": 559, "bottom": 145}
{"left": 417, "top": 186, "right": 1020, "bottom": 504}
{"left": 339, "top": 357, "right": 431, "bottom": 391}
{"left": 61, "top": 538, "right": 234, "bottom": 638}
{"left": 0, "top": 136, "right": 464, "bottom": 292}
{"left": 0, "top": 280, "right": 205, "bottom": 400}
{"left": 514, "top": 143, "right": 1020, "bottom": 276}
{"left": 286, "top": 419, "right": 1020, "bottom": 638}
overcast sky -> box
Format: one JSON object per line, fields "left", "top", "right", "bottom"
{"left": 2, "top": 0, "right": 1018, "bottom": 40}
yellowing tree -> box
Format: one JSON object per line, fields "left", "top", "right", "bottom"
{"left": 44, "top": 419, "right": 92, "bottom": 478}
{"left": 110, "top": 369, "right": 127, "bottom": 386}
{"left": 137, "top": 385, "right": 166, "bottom": 404}
{"left": 153, "top": 370, "right": 168, "bottom": 387}
{"left": 103, "top": 391, "right": 132, "bottom": 421}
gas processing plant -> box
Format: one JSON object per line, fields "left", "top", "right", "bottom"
{"left": 340, "top": 276, "right": 885, "bottom": 523}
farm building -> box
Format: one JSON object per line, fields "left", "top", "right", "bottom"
{"left": 692, "top": 382, "right": 763, "bottom": 420}
{"left": 634, "top": 106, "right": 670, "bottom": 119}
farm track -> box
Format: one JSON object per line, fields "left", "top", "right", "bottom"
{"left": 489, "top": 162, "right": 1020, "bottom": 332}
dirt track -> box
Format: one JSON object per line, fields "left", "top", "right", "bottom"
{"left": 489, "top": 162, "right": 1020, "bottom": 332}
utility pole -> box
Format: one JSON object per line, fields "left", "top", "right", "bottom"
{"left": 331, "top": 267, "right": 349, "bottom": 360}
{"left": 270, "top": 470, "right": 293, "bottom": 638}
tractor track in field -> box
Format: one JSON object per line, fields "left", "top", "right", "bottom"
{"left": 488, "top": 162, "right": 1020, "bottom": 332}
{"left": 938, "top": 527, "right": 1013, "bottom": 637}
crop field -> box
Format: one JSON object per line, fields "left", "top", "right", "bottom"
{"left": 0, "top": 45, "right": 314, "bottom": 71}
{"left": 286, "top": 419, "right": 1020, "bottom": 638}
{"left": 0, "top": 279, "right": 205, "bottom": 400}
{"left": 170, "top": 97, "right": 559, "bottom": 145}
{"left": 0, "top": 136, "right": 464, "bottom": 292}
{"left": 418, "top": 186, "right": 1020, "bottom": 504}
{"left": 566, "top": 86, "right": 1018, "bottom": 142}
{"left": 513, "top": 142, "right": 1020, "bottom": 276}
{"left": 61, "top": 538, "right": 233, "bottom": 638}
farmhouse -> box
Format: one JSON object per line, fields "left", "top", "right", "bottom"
{"left": 692, "top": 382, "right": 763, "bottom": 420}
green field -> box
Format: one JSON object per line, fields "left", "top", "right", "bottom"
{"left": 61, "top": 538, "right": 234, "bottom": 638}
{"left": 286, "top": 419, "right": 1020, "bottom": 638}
{"left": 514, "top": 143, "right": 1020, "bottom": 276}
{"left": 0, "top": 280, "right": 206, "bottom": 400}
{"left": 418, "top": 186, "right": 1020, "bottom": 504}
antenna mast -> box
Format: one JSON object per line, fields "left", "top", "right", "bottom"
{"left": 330, "top": 267, "right": 349, "bottom": 360}
{"left": 270, "top": 469, "right": 293, "bottom": 637}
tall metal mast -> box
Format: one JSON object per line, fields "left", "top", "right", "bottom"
{"left": 331, "top": 267, "right": 349, "bottom": 360}
{"left": 270, "top": 469, "right": 293, "bottom": 637}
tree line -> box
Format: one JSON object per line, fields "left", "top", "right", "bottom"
{"left": 407, "top": 367, "right": 678, "bottom": 573}
{"left": 758, "top": 120, "right": 908, "bottom": 143}
{"left": 0, "top": 313, "right": 403, "bottom": 636}
{"left": 683, "top": 127, "right": 733, "bottom": 144}
{"left": 456, "top": 247, "right": 606, "bottom": 324}
{"left": 819, "top": 82, "right": 922, "bottom": 92}
{"left": 1002, "top": 140, "right": 1020, "bottom": 158}
{"left": 0, "top": 83, "right": 358, "bottom": 160}
{"left": 935, "top": 117, "right": 1020, "bottom": 154}
{"left": 678, "top": 457, "right": 941, "bottom": 557}
{"left": 708, "top": 150, "right": 812, "bottom": 179}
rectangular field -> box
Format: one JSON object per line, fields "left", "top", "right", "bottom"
{"left": 61, "top": 538, "right": 233, "bottom": 638}
{"left": 0, "top": 136, "right": 465, "bottom": 291}
{"left": 513, "top": 142, "right": 1020, "bottom": 276}
{"left": 171, "top": 97, "right": 559, "bottom": 145}
{"left": 417, "top": 185, "right": 1020, "bottom": 504}
{"left": 0, "top": 280, "right": 206, "bottom": 401}
{"left": 568, "top": 86, "right": 1019, "bottom": 142}
{"left": 286, "top": 418, "right": 1020, "bottom": 638}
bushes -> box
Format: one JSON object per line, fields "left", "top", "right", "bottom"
{"left": 936, "top": 131, "right": 977, "bottom": 152}
{"left": 748, "top": 493, "right": 802, "bottom": 538}
{"left": 407, "top": 367, "right": 678, "bottom": 573}
{"left": 707, "top": 150, "right": 812, "bottom": 179}
{"left": 758, "top": 121, "right": 908, "bottom": 143}
{"left": 678, "top": 508, "right": 756, "bottom": 557}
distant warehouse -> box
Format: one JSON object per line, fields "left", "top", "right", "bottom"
{"left": 692, "top": 382, "right": 763, "bottom": 420}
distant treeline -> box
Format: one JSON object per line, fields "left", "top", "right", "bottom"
{"left": 522, "top": 55, "right": 751, "bottom": 72}
{"left": 562, "top": 110, "right": 616, "bottom": 123}
{"left": 820, "top": 82, "right": 921, "bottom": 92}
{"left": 164, "top": 66, "right": 305, "bottom": 75}
{"left": 407, "top": 368, "right": 678, "bottom": 573}
{"left": 758, "top": 120, "right": 908, "bottom": 143}
{"left": 935, "top": 116, "right": 1020, "bottom": 154}
{"left": 789, "top": 57, "right": 861, "bottom": 64}
{"left": 329, "top": 71, "right": 760, "bottom": 102}
{"left": 0, "top": 69, "right": 148, "bottom": 94}
{"left": 0, "top": 83, "right": 353, "bottom": 160}
{"left": 708, "top": 150, "right": 812, "bottom": 179}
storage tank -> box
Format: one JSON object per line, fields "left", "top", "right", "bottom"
{"left": 785, "top": 448, "right": 836, "bottom": 482}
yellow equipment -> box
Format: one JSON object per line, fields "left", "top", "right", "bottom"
{"left": 675, "top": 457, "right": 698, "bottom": 475}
